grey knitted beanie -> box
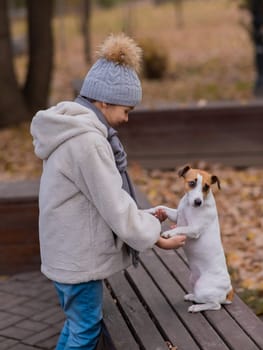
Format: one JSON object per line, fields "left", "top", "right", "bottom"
{"left": 80, "top": 33, "right": 142, "bottom": 106}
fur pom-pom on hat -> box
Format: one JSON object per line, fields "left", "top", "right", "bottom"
{"left": 80, "top": 33, "right": 142, "bottom": 106}
{"left": 97, "top": 33, "right": 142, "bottom": 72}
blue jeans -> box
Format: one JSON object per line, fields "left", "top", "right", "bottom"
{"left": 54, "top": 280, "right": 103, "bottom": 350}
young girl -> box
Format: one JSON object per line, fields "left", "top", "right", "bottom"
{"left": 31, "top": 33, "right": 186, "bottom": 350}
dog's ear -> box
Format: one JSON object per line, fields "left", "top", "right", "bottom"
{"left": 211, "top": 175, "right": 221, "bottom": 190}
{"left": 178, "top": 165, "right": 191, "bottom": 178}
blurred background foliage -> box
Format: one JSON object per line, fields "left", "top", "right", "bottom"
{"left": 1, "top": 0, "right": 263, "bottom": 127}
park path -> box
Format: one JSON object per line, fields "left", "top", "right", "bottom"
{"left": 0, "top": 271, "right": 62, "bottom": 349}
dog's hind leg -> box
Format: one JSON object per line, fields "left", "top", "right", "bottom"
{"left": 222, "top": 288, "right": 234, "bottom": 304}
{"left": 184, "top": 293, "right": 195, "bottom": 302}
{"left": 188, "top": 302, "right": 221, "bottom": 313}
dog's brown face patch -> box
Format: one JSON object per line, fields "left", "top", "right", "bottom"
{"left": 178, "top": 166, "right": 221, "bottom": 207}
{"left": 183, "top": 169, "right": 212, "bottom": 197}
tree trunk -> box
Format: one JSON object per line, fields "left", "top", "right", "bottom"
{"left": 250, "top": 0, "right": 263, "bottom": 96}
{"left": 82, "top": 0, "right": 92, "bottom": 64}
{"left": 0, "top": 0, "right": 54, "bottom": 127}
{"left": 122, "top": 1, "right": 134, "bottom": 36}
{"left": 23, "top": 0, "right": 54, "bottom": 113}
{"left": 174, "top": 0, "right": 184, "bottom": 29}
{"left": 0, "top": 0, "right": 29, "bottom": 127}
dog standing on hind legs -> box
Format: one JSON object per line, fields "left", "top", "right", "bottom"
{"left": 148, "top": 165, "right": 233, "bottom": 313}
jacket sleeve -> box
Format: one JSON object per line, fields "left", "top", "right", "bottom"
{"left": 75, "top": 137, "right": 161, "bottom": 252}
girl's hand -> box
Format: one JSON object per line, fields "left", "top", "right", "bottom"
{"left": 156, "top": 234, "right": 186, "bottom": 250}
{"left": 154, "top": 208, "right": 168, "bottom": 222}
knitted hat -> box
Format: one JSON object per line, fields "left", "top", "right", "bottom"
{"left": 80, "top": 33, "right": 142, "bottom": 106}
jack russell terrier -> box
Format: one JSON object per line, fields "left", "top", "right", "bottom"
{"left": 148, "top": 165, "right": 233, "bottom": 312}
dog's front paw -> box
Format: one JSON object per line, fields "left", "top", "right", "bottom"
{"left": 144, "top": 207, "right": 155, "bottom": 215}
{"left": 161, "top": 228, "right": 177, "bottom": 238}
{"left": 161, "top": 231, "right": 172, "bottom": 238}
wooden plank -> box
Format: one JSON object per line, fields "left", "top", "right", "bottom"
{"left": 0, "top": 203, "right": 38, "bottom": 242}
{"left": 154, "top": 247, "right": 262, "bottom": 350}
{"left": 0, "top": 181, "right": 40, "bottom": 274}
{"left": 103, "top": 284, "right": 139, "bottom": 350}
{"left": 126, "top": 263, "right": 200, "bottom": 350}
{"left": 107, "top": 270, "right": 167, "bottom": 350}
{"left": 129, "top": 155, "right": 263, "bottom": 169}
{"left": 0, "top": 180, "right": 39, "bottom": 202}
{"left": 224, "top": 296, "right": 263, "bottom": 350}
{"left": 0, "top": 245, "right": 40, "bottom": 274}
{"left": 140, "top": 249, "right": 230, "bottom": 350}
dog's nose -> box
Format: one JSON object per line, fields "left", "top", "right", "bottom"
{"left": 194, "top": 198, "right": 202, "bottom": 207}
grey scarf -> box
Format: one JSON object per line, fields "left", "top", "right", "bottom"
{"left": 75, "top": 95, "right": 139, "bottom": 267}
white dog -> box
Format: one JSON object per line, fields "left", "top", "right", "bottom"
{"left": 148, "top": 165, "right": 233, "bottom": 312}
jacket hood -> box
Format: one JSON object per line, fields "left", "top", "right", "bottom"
{"left": 30, "top": 101, "right": 107, "bottom": 160}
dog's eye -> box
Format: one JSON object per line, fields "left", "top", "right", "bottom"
{"left": 203, "top": 184, "right": 210, "bottom": 192}
{"left": 188, "top": 181, "right": 196, "bottom": 188}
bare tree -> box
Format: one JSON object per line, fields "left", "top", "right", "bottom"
{"left": 0, "top": 0, "right": 54, "bottom": 127}
{"left": 82, "top": 0, "right": 92, "bottom": 64}
{"left": 250, "top": 0, "right": 263, "bottom": 96}
{"left": 174, "top": 0, "right": 184, "bottom": 29}
{"left": 238, "top": 0, "right": 263, "bottom": 96}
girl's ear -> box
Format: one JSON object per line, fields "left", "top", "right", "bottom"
{"left": 101, "top": 102, "right": 108, "bottom": 108}
{"left": 211, "top": 175, "right": 221, "bottom": 190}
{"left": 178, "top": 165, "right": 191, "bottom": 178}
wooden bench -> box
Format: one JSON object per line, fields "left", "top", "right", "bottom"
{"left": 117, "top": 101, "right": 263, "bottom": 169}
{"left": 0, "top": 181, "right": 263, "bottom": 349}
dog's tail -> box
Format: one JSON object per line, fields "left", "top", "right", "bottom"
{"left": 224, "top": 288, "right": 234, "bottom": 304}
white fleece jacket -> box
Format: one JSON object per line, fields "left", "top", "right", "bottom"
{"left": 30, "top": 101, "right": 161, "bottom": 283}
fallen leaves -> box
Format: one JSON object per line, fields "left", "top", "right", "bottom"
{"left": 0, "top": 122, "right": 42, "bottom": 181}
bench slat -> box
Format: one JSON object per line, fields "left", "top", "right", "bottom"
{"left": 224, "top": 296, "right": 263, "bottom": 349}
{"left": 0, "top": 180, "right": 39, "bottom": 202}
{"left": 103, "top": 284, "right": 139, "bottom": 349}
